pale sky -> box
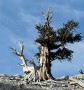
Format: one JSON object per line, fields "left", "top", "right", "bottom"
{"left": 0, "top": 0, "right": 84, "bottom": 77}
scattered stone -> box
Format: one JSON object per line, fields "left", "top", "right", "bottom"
{"left": 0, "top": 74, "right": 84, "bottom": 90}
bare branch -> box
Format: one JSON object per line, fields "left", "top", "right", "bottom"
{"left": 10, "top": 41, "right": 25, "bottom": 55}
{"left": 18, "top": 40, "right": 24, "bottom": 54}
{"left": 18, "top": 63, "right": 24, "bottom": 67}
{"left": 18, "top": 63, "right": 21, "bottom": 66}
{"left": 10, "top": 47, "right": 20, "bottom": 56}
{"left": 29, "top": 59, "right": 34, "bottom": 64}
{"left": 11, "top": 41, "right": 31, "bottom": 69}
{"left": 42, "top": 8, "right": 54, "bottom": 26}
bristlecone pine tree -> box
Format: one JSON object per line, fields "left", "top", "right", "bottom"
{"left": 35, "top": 9, "right": 82, "bottom": 80}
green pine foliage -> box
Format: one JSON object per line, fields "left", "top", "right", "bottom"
{"left": 35, "top": 10, "right": 82, "bottom": 62}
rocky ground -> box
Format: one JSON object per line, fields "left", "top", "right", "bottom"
{"left": 0, "top": 74, "right": 84, "bottom": 90}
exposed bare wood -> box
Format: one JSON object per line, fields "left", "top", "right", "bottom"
{"left": 39, "top": 45, "right": 52, "bottom": 80}
{"left": 10, "top": 41, "right": 29, "bottom": 66}
{"left": 11, "top": 41, "right": 39, "bottom": 82}
{"left": 29, "top": 59, "right": 41, "bottom": 81}
{"left": 42, "top": 8, "right": 54, "bottom": 27}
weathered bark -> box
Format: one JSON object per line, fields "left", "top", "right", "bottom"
{"left": 39, "top": 46, "right": 54, "bottom": 80}
{"left": 29, "top": 60, "right": 40, "bottom": 81}
{"left": 11, "top": 41, "right": 28, "bottom": 66}
{"left": 11, "top": 41, "right": 34, "bottom": 74}
{"left": 11, "top": 41, "right": 54, "bottom": 81}
{"left": 11, "top": 41, "right": 41, "bottom": 81}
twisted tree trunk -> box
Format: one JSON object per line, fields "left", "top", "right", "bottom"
{"left": 39, "top": 46, "right": 54, "bottom": 80}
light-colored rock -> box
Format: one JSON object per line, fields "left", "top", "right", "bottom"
{"left": 74, "top": 74, "right": 84, "bottom": 79}
{"left": 0, "top": 74, "right": 84, "bottom": 90}
{"left": 69, "top": 74, "right": 84, "bottom": 88}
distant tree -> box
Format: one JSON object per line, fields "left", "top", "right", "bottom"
{"left": 35, "top": 8, "right": 82, "bottom": 80}
{"left": 79, "top": 69, "right": 84, "bottom": 74}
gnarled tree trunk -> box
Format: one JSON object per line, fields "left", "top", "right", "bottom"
{"left": 39, "top": 46, "right": 54, "bottom": 80}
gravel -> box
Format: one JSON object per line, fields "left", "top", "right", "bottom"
{"left": 0, "top": 74, "right": 84, "bottom": 90}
